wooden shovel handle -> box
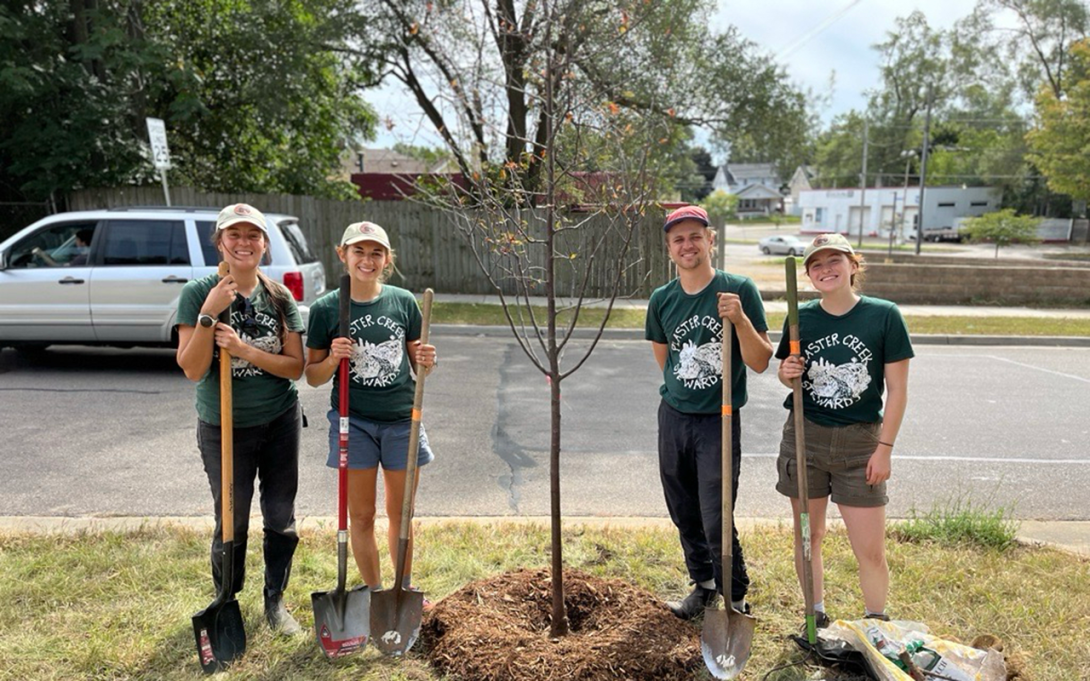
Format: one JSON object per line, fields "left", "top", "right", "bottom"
{"left": 392, "top": 289, "right": 434, "bottom": 592}
{"left": 217, "top": 262, "right": 234, "bottom": 544}
{"left": 786, "top": 257, "right": 815, "bottom": 617}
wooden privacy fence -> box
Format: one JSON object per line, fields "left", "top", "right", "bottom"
{"left": 68, "top": 187, "right": 674, "bottom": 298}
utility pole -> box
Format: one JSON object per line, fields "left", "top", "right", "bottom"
{"left": 857, "top": 119, "right": 869, "bottom": 248}
{"left": 915, "top": 85, "right": 933, "bottom": 255}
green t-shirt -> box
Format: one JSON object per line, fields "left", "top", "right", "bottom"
{"left": 306, "top": 285, "right": 423, "bottom": 423}
{"left": 176, "top": 273, "right": 304, "bottom": 427}
{"left": 645, "top": 271, "right": 768, "bottom": 414}
{"left": 775, "top": 296, "right": 914, "bottom": 427}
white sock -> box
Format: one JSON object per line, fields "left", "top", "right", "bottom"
{"left": 813, "top": 601, "right": 825, "bottom": 614}
{"left": 698, "top": 579, "right": 716, "bottom": 591}
{"left": 731, "top": 598, "right": 747, "bottom": 611}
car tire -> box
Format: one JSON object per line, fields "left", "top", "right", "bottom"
{"left": 788, "top": 249, "right": 799, "bottom": 256}
{"left": 14, "top": 343, "right": 50, "bottom": 358}
{"left": 761, "top": 247, "right": 771, "bottom": 254}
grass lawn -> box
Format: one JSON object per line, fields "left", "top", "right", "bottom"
{"left": 432, "top": 302, "right": 1090, "bottom": 337}
{"left": 1, "top": 520, "right": 1085, "bottom": 680}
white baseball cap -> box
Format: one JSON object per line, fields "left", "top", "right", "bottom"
{"left": 340, "top": 221, "right": 391, "bottom": 250}
{"left": 215, "top": 203, "right": 268, "bottom": 233}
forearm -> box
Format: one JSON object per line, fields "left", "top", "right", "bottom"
{"left": 734, "top": 317, "right": 772, "bottom": 373}
{"left": 233, "top": 343, "right": 304, "bottom": 379}
{"left": 879, "top": 386, "right": 907, "bottom": 445}
{"left": 305, "top": 352, "right": 338, "bottom": 387}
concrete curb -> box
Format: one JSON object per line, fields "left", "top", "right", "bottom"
{"left": 432, "top": 324, "right": 1090, "bottom": 347}
{"left": 2, "top": 515, "right": 1086, "bottom": 558}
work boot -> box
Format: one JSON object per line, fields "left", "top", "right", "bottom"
{"left": 666, "top": 585, "right": 718, "bottom": 620}
{"left": 264, "top": 592, "right": 302, "bottom": 636}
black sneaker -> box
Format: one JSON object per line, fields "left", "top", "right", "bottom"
{"left": 864, "top": 612, "right": 890, "bottom": 621}
{"left": 666, "top": 585, "right": 718, "bottom": 620}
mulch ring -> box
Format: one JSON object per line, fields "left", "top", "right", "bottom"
{"left": 421, "top": 568, "right": 701, "bottom": 681}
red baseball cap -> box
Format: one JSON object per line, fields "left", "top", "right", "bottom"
{"left": 663, "top": 205, "right": 709, "bottom": 232}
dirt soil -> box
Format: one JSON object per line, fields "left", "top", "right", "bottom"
{"left": 421, "top": 568, "right": 702, "bottom": 681}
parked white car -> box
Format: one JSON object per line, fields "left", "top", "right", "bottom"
{"left": 757, "top": 235, "right": 806, "bottom": 256}
{"left": 0, "top": 206, "right": 326, "bottom": 352}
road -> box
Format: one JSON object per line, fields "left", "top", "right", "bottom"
{"left": 1, "top": 337, "right": 1088, "bottom": 520}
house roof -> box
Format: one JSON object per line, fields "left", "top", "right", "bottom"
{"left": 735, "top": 184, "right": 784, "bottom": 199}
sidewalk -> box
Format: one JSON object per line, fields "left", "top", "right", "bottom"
{"left": 1, "top": 515, "right": 1087, "bottom": 558}
{"left": 433, "top": 294, "right": 1090, "bottom": 346}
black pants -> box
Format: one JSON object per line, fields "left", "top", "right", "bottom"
{"left": 658, "top": 400, "right": 749, "bottom": 602}
{"left": 198, "top": 402, "right": 301, "bottom": 598}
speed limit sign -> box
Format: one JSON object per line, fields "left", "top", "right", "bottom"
{"left": 146, "top": 117, "right": 172, "bottom": 170}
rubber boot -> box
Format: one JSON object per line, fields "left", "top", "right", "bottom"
{"left": 264, "top": 592, "right": 302, "bottom": 635}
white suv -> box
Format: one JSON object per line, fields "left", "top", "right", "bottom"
{"left": 0, "top": 206, "right": 326, "bottom": 351}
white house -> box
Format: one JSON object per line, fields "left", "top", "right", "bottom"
{"left": 797, "top": 185, "right": 1001, "bottom": 238}
{"left": 712, "top": 162, "right": 784, "bottom": 216}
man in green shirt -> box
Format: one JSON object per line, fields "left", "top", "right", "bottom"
{"left": 645, "top": 205, "right": 773, "bottom": 619}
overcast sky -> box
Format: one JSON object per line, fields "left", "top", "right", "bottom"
{"left": 367, "top": 0, "right": 989, "bottom": 154}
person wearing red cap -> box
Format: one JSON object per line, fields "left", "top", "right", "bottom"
{"left": 645, "top": 205, "right": 773, "bottom": 620}
{"left": 775, "top": 233, "right": 912, "bottom": 631}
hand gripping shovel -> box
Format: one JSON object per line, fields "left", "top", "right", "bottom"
{"left": 702, "top": 318, "right": 756, "bottom": 679}
{"left": 371, "top": 288, "right": 433, "bottom": 656}
{"left": 192, "top": 261, "right": 246, "bottom": 673}
{"left": 786, "top": 256, "right": 820, "bottom": 648}
{"left": 312, "top": 274, "right": 370, "bottom": 658}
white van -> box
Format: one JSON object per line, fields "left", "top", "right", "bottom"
{"left": 0, "top": 206, "right": 326, "bottom": 352}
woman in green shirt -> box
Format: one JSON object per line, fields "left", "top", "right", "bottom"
{"left": 775, "top": 233, "right": 913, "bottom": 629}
{"left": 305, "top": 221, "right": 437, "bottom": 594}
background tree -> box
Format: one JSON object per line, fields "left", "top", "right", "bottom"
{"left": 0, "top": 0, "right": 377, "bottom": 205}
{"left": 701, "top": 189, "right": 738, "bottom": 229}
{"left": 1027, "top": 38, "right": 1090, "bottom": 205}
{"left": 961, "top": 208, "right": 1042, "bottom": 257}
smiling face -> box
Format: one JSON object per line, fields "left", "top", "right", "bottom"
{"left": 665, "top": 220, "right": 715, "bottom": 272}
{"left": 805, "top": 249, "right": 858, "bottom": 294}
{"left": 215, "top": 223, "right": 267, "bottom": 270}
{"left": 339, "top": 239, "right": 391, "bottom": 283}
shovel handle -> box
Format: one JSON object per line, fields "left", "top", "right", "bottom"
{"left": 217, "top": 262, "right": 234, "bottom": 545}
{"left": 786, "top": 257, "right": 816, "bottom": 624}
{"left": 392, "top": 289, "right": 434, "bottom": 594}
{"left": 721, "top": 317, "right": 734, "bottom": 594}
{"left": 338, "top": 275, "right": 351, "bottom": 533}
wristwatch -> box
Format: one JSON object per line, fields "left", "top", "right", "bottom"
{"left": 198, "top": 314, "right": 216, "bottom": 328}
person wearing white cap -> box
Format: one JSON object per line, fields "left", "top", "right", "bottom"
{"left": 175, "top": 203, "right": 307, "bottom": 635}
{"left": 305, "top": 221, "right": 437, "bottom": 596}
{"left": 645, "top": 205, "right": 773, "bottom": 620}
{"left": 774, "top": 233, "right": 913, "bottom": 630}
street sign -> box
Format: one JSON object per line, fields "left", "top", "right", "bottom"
{"left": 146, "top": 117, "right": 172, "bottom": 170}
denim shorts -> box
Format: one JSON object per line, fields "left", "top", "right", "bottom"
{"left": 775, "top": 412, "right": 887, "bottom": 507}
{"left": 325, "top": 409, "right": 435, "bottom": 471}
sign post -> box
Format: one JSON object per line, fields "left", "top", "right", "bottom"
{"left": 146, "top": 117, "right": 172, "bottom": 206}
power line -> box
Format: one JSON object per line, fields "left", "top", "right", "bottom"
{"left": 775, "top": 0, "right": 866, "bottom": 59}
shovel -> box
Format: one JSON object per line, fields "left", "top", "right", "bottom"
{"left": 702, "top": 317, "right": 756, "bottom": 679}
{"left": 786, "top": 256, "right": 820, "bottom": 648}
{"left": 192, "top": 261, "right": 246, "bottom": 673}
{"left": 371, "top": 288, "right": 433, "bottom": 656}
{"left": 312, "top": 274, "right": 370, "bottom": 658}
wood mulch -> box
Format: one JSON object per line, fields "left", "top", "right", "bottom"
{"left": 421, "top": 568, "right": 701, "bottom": 681}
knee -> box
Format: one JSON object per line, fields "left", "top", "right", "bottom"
{"left": 350, "top": 506, "right": 377, "bottom": 531}
{"left": 809, "top": 523, "right": 827, "bottom": 546}
{"left": 857, "top": 544, "right": 887, "bottom": 570}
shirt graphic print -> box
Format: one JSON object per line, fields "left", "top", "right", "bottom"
{"left": 229, "top": 307, "right": 282, "bottom": 378}
{"left": 349, "top": 314, "right": 406, "bottom": 387}
{"left": 802, "top": 333, "right": 874, "bottom": 410}
{"left": 671, "top": 314, "right": 724, "bottom": 390}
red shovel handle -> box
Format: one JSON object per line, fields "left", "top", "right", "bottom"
{"left": 338, "top": 274, "right": 351, "bottom": 533}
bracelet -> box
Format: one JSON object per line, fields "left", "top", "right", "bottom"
{"left": 878, "top": 440, "right": 894, "bottom": 448}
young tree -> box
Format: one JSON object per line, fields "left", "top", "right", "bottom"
{"left": 961, "top": 208, "right": 1042, "bottom": 257}
{"left": 1027, "top": 39, "right": 1090, "bottom": 204}
{"left": 701, "top": 189, "right": 738, "bottom": 229}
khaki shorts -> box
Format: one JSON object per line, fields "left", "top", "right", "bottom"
{"left": 775, "top": 413, "right": 887, "bottom": 508}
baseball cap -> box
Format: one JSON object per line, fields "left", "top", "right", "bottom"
{"left": 340, "top": 221, "right": 391, "bottom": 250}
{"left": 802, "top": 233, "right": 855, "bottom": 267}
{"left": 216, "top": 203, "right": 268, "bottom": 233}
{"left": 663, "top": 205, "right": 709, "bottom": 232}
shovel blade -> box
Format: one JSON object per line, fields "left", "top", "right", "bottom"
{"left": 369, "top": 588, "right": 425, "bottom": 656}
{"left": 192, "top": 598, "right": 246, "bottom": 674}
{"left": 701, "top": 606, "right": 756, "bottom": 679}
{"left": 311, "top": 585, "right": 370, "bottom": 659}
